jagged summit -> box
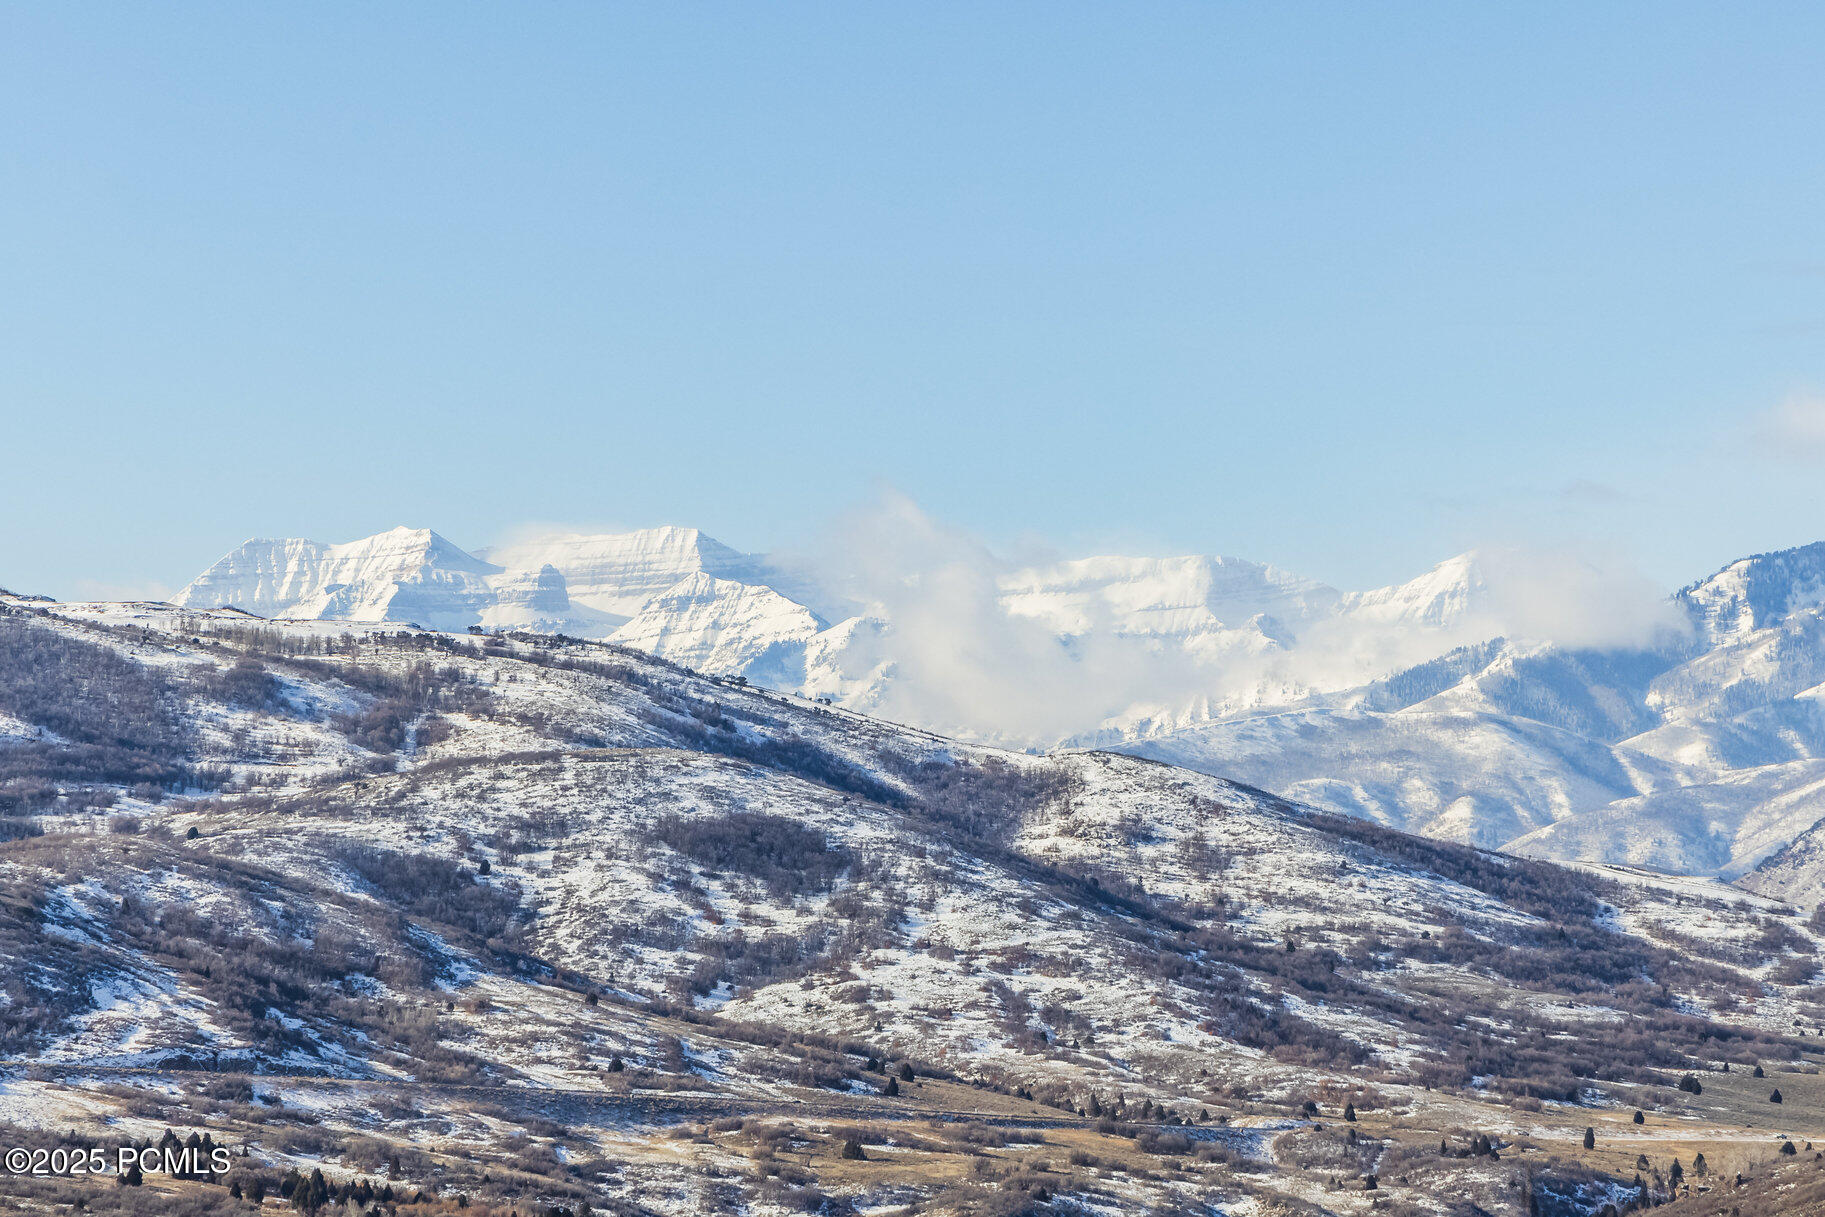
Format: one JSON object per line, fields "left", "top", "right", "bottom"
{"left": 176, "top": 523, "right": 818, "bottom": 644}
{"left": 175, "top": 526, "right": 503, "bottom": 626}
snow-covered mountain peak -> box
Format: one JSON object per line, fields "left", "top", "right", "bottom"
{"left": 343, "top": 525, "right": 504, "bottom": 579}
{"left": 176, "top": 525, "right": 504, "bottom": 623}
{"left": 1339, "top": 550, "right": 1488, "bottom": 631}
{"left": 477, "top": 526, "right": 767, "bottom": 617}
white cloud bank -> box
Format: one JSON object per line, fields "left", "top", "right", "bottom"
{"left": 790, "top": 491, "right": 1685, "bottom": 745}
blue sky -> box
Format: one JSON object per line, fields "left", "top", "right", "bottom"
{"left": 4, "top": 4, "right": 1824, "bottom": 600}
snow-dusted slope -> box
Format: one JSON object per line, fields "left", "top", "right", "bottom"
{"left": 1126, "top": 702, "right": 1650, "bottom": 850}
{"left": 1509, "top": 760, "right": 1825, "bottom": 878}
{"left": 1740, "top": 802, "right": 1825, "bottom": 908}
{"left": 1681, "top": 540, "right": 1825, "bottom": 646}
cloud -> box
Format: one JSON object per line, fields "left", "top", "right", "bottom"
{"left": 796, "top": 492, "right": 1687, "bottom": 746}
{"left": 1469, "top": 545, "right": 1688, "bottom": 651}
{"left": 801, "top": 490, "right": 1236, "bottom": 744}
{"left": 1749, "top": 394, "right": 1825, "bottom": 461}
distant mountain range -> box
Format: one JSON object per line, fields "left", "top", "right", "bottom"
{"left": 170, "top": 526, "right": 1825, "bottom": 879}
{"left": 174, "top": 524, "right": 1506, "bottom": 719}
{"left": 1128, "top": 542, "right": 1825, "bottom": 880}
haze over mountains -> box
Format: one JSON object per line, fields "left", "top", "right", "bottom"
{"left": 170, "top": 525, "right": 1825, "bottom": 881}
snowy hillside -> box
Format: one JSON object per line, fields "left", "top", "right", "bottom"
{"left": 4, "top": 590, "right": 1824, "bottom": 1215}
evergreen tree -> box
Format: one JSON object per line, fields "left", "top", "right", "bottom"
{"left": 1772, "top": 1089, "right": 1784, "bottom": 1104}
{"left": 1343, "top": 1102, "right": 1356, "bottom": 1122}
{"left": 1632, "top": 1110, "right": 1644, "bottom": 1124}
{"left": 1754, "top": 1064, "right": 1765, "bottom": 1078}
{"left": 1582, "top": 1127, "right": 1595, "bottom": 1150}
{"left": 293, "top": 1167, "right": 330, "bottom": 1214}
